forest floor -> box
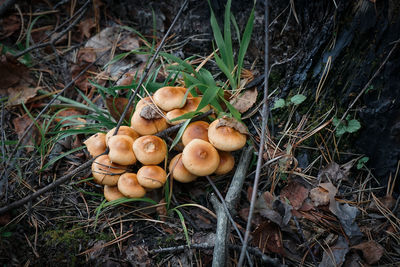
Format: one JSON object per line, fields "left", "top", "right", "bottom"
{"left": 0, "top": 0, "right": 399, "bottom": 266}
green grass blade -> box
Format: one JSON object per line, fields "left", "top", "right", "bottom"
{"left": 223, "top": 0, "right": 234, "bottom": 71}
{"left": 172, "top": 208, "right": 191, "bottom": 247}
{"left": 208, "top": 1, "right": 229, "bottom": 69}
{"left": 40, "top": 145, "right": 85, "bottom": 171}
{"left": 231, "top": 13, "right": 241, "bottom": 44}
{"left": 196, "top": 86, "right": 220, "bottom": 112}
{"left": 214, "top": 52, "right": 237, "bottom": 89}
{"left": 170, "top": 119, "right": 191, "bottom": 151}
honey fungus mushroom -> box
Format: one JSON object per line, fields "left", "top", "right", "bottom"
{"left": 181, "top": 139, "right": 220, "bottom": 176}
{"left": 84, "top": 133, "right": 107, "bottom": 157}
{"left": 91, "top": 155, "right": 126, "bottom": 185}
{"left": 166, "top": 97, "right": 210, "bottom": 125}
{"left": 208, "top": 119, "right": 247, "bottom": 151}
{"left": 137, "top": 165, "right": 167, "bottom": 189}
{"left": 215, "top": 151, "right": 235, "bottom": 175}
{"left": 108, "top": 135, "right": 136, "bottom": 165}
{"left": 169, "top": 153, "right": 197, "bottom": 183}
{"left": 104, "top": 185, "right": 125, "bottom": 201}
{"left": 133, "top": 135, "right": 167, "bottom": 165}
{"left": 153, "top": 86, "right": 188, "bottom": 111}
{"left": 117, "top": 173, "right": 146, "bottom": 198}
{"left": 131, "top": 103, "right": 168, "bottom": 135}
{"left": 181, "top": 121, "right": 209, "bottom": 146}
{"left": 105, "top": 126, "right": 139, "bottom": 145}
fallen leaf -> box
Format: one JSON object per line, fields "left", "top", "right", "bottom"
{"left": 329, "top": 201, "right": 362, "bottom": 239}
{"left": 229, "top": 88, "right": 258, "bottom": 113}
{"left": 119, "top": 33, "right": 140, "bottom": 51}
{"left": 352, "top": 240, "right": 384, "bottom": 264}
{"left": 317, "top": 162, "right": 348, "bottom": 184}
{"left": 78, "top": 18, "right": 97, "bottom": 39}
{"left": 310, "top": 182, "right": 337, "bottom": 207}
{"left": 0, "top": 55, "right": 37, "bottom": 106}
{"left": 368, "top": 195, "right": 396, "bottom": 212}
{"left": 252, "top": 221, "right": 285, "bottom": 256}
{"left": 12, "top": 114, "right": 40, "bottom": 152}
{"left": 216, "top": 116, "right": 248, "bottom": 134}
{"left": 255, "top": 192, "right": 292, "bottom": 227}
{"left": 55, "top": 109, "right": 85, "bottom": 127}
{"left": 105, "top": 97, "right": 134, "bottom": 122}
{"left": 140, "top": 104, "right": 162, "bottom": 120}
{"left": 319, "top": 236, "right": 349, "bottom": 267}
{"left": 280, "top": 180, "right": 309, "bottom": 210}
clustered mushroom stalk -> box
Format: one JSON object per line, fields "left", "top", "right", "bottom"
{"left": 83, "top": 86, "right": 248, "bottom": 201}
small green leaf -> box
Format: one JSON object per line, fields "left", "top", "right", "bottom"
{"left": 347, "top": 119, "right": 361, "bottom": 133}
{"left": 1, "top": 232, "right": 12, "bottom": 238}
{"left": 290, "top": 94, "right": 306, "bottom": 105}
{"left": 272, "top": 98, "right": 285, "bottom": 110}
{"left": 357, "top": 157, "right": 369, "bottom": 170}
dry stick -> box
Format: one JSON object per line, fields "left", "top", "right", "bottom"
{"left": 238, "top": 1, "right": 270, "bottom": 265}
{"left": 0, "top": 52, "right": 107, "bottom": 194}
{"left": 14, "top": 0, "right": 91, "bottom": 59}
{"left": 209, "top": 147, "right": 253, "bottom": 267}
{"left": 150, "top": 243, "right": 283, "bottom": 265}
{"left": 111, "top": 0, "right": 189, "bottom": 137}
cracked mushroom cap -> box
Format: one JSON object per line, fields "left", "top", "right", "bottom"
{"left": 153, "top": 86, "right": 188, "bottom": 111}
{"left": 137, "top": 165, "right": 167, "bottom": 189}
{"left": 84, "top": 132, "right": 107, "bottom": 157}
{"left": 182, "top": 121, "right": 209, "bottom": 146}
{"left": 136, "top": 97, "right": 152, "bottom": 111}
{"left": 133, "top": 135, "right": 167, "bottom": 165}
{"left": 130, "top": 104, "right": 168, "bottom": 135}
{"left": 104, "top": 185, "right": 125, "bottom": 201}
{"left": 91, "top": 155, "right": 126, "bottom": 185}
{"left": 108, "top": 135, "right": 136, "bottom": 165}
{"left": 105, "top": 126, "right": 140, "bottom": 146}
{"left": 182, "top": 139, "right": 220, "bottom": 176}
{"left": 215, "top": 151, "right": 235, "bottom": 175}
{"left": 208, "top": 119, "right": 247, "bottom": 151}
{"left": 169, "top": 153, "right": 197, "bottom": 183}
{"left": 117, "top": 173, "right": 146, "bottom": 198}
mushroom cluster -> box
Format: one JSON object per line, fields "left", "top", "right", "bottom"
{"left": 84, "top": 86, "right": 247, "bottom": 201}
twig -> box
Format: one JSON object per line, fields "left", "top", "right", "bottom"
{"left": 209, "top": 147, "right": 253, "bottom": 267}
{"left": 238, "top": 1, "right": 270, "bottom": 266}
{"left": 150, "top": 243, "right": 283, "bottom": 266}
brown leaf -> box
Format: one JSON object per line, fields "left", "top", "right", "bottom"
{"left": 0, "top": 55, "right": 37, "bottom": 106}
{"left": 352, "top": 240, "right": 384, "bottom": 264}
{"left": 310, "top": 182, "right": 337, "bottom": 207}
{"left": 252, "top": 221, "right": 285, "bottom": 256}
{"left": 140, "top": 104, "right": 162, "bottom": 120}
{"left": 279, "top": 180, "right": 309, "bottom": 210}
{"left": 105, "top": 97, "right": 134, "bottom": 122}
{"left": 12, "top": 114, "right": 40, "bottom": 152}
{"left": 119, "top": 33, "right": 140, "bottom": 51}
{"left": 229, "top": 88, "right": 258, "bottom": 113}
{"left": 78, "top": 18, "right": 97, "bottom": 39}
{"left": 317, "top": 162, "right": 348, "bottom": 183}
{"left": 216, "top": 116, "right": 248, "bottom": 134}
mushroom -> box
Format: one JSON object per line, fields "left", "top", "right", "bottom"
{"left": 183, "top": 97, "right": 210, "bottom": 113}
{"left": 137, "top": 165, "right": 167, "bottom": 189}
{"left": 136, "top": 97, "right": 151, "bottom": 111}
{"left": 105, "top": 126, "right": 139, "bottom": 145}
{"left": 117, "top": 173, "right": 146, "bottom": 198}
{"left": 91, "top": 155, "right": 126, "bottom": 185}
{"left": 169, "top": 153, "right": 197, "bottom": 183}
{"left": 133, "top": 135, "right": 167, "bottom": 165}
{"left": 208, "top": 119, "right": 247, "bottom": 151}
{"left": 84, "top": 132, "right": 107, "bottom": 157}
{"left": 153, "top": 86, "right": 188, "bottom": 111}
{"left": 104, "top": 185, "right": 125, "bottom": 201}
{"left": 166, "top": 109, "right": 187, "bottom": 125}
{"left": 181, "top": 139, "right": 220, "bottom": 176}
{"left": 181, "top": 121, "right": 209, "bottom": 146}
{"left": 108, "top": 135, "right": 136, "bottom": 165}
{"left": 215, "top": 151, "right": 235, "bottom": 175}
{"left": 130, "top": 104, "right": 168, "bottom": 135}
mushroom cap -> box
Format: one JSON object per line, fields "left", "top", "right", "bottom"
{"left": 133, "top": 135, "right": 167, "bottom": 165}
{"left": 166, "top": 109, "right": 187, "bottom": 125}
{"left": 182, "top": 121, "right": 209, "bottom": 146}
{"left": 104, "top": 185, "right": 125, "bottom": 201}
{"left": 84, "top": 132, "right": 107, "bottom": 157}
{"left": 130, "top": 105, "right": 168, "bottom": 135}
{"left": 117, "top": 173, "right": 146, "bottom": 198}
{"left": 182, "top": 139, "right": 220, "bottom": 176}
{"left": 137, "top": 165, "right": 167, "bottom": 189}
{"left": 183, "top": 97, "right": 210, "bottom": 113}
{"left": 208, "top": 119, "right": 247, "bottom": 151}
{"left": 136, "top": 97, "right": 152, "bottom": 111}
{"left": 153, "top": 87, "right": 187, "bottom": 111}
{"left": 108, "top": 135, "right": 136, "bottom": 165}
{"left": 91, "top": 155, "right": 126, "bottom": 185}
{"left": 105, "top": 126, "right": 140, "bottom": 146}
{"left": 215, "top": 151, "right": 235, "bottom": 175}
{"left": 169, "top": 153, "right": 198, "bottom": 183}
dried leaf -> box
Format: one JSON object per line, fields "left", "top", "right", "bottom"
{"left": 124, "top": 244, "right": 152, "bottom": 266}
{"left": 329, "top": 201, "right": 362, "bottom": 239}
{"left": 216, "top": 116, "right": 248, "bottom": 134}
{"left": 119, "top": 33, "right": 140, "bottom": 51}
{"left": 229, "top": 88, "right": 257, "bottom": 113}
{"left": 280, "top": 180, "right": 309, "bottom": 210}
{"left": 0, "top": 55, "right": 36, "bottom": 106}
{"left": 252, "top": 221, "right": 285, "bottom": 256}
{"left": 352, "top": 240, "right": 384, "bottom": 264}
{"left": 12, "top": 114, "right": 40, "bottom": 152}
{"left": 317, "top": 162, "right": 348, "bottom": 183}
{"left": 319, "top": 236, "right": 349, "bottom": 267}
{"left": 310, "top": 182, "right": 337, "bottom": 207}
{"left": 105, "top": 97, "right": 134, "bottom": 122}
{"left": 78, "top": 18, "right": 96, "bottom": 39}
{"left": 140, "top": 104, "right": 162, "bottom": 120}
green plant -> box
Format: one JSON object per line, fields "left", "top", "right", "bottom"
{"left": 332, "top": 115, "right": 361, "bottom": 136}
{"left": 357, "top": 156, "right": 369, "bottom": 169}
{"left": 272, "top": 94, "right": 307, "bottom": 110}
